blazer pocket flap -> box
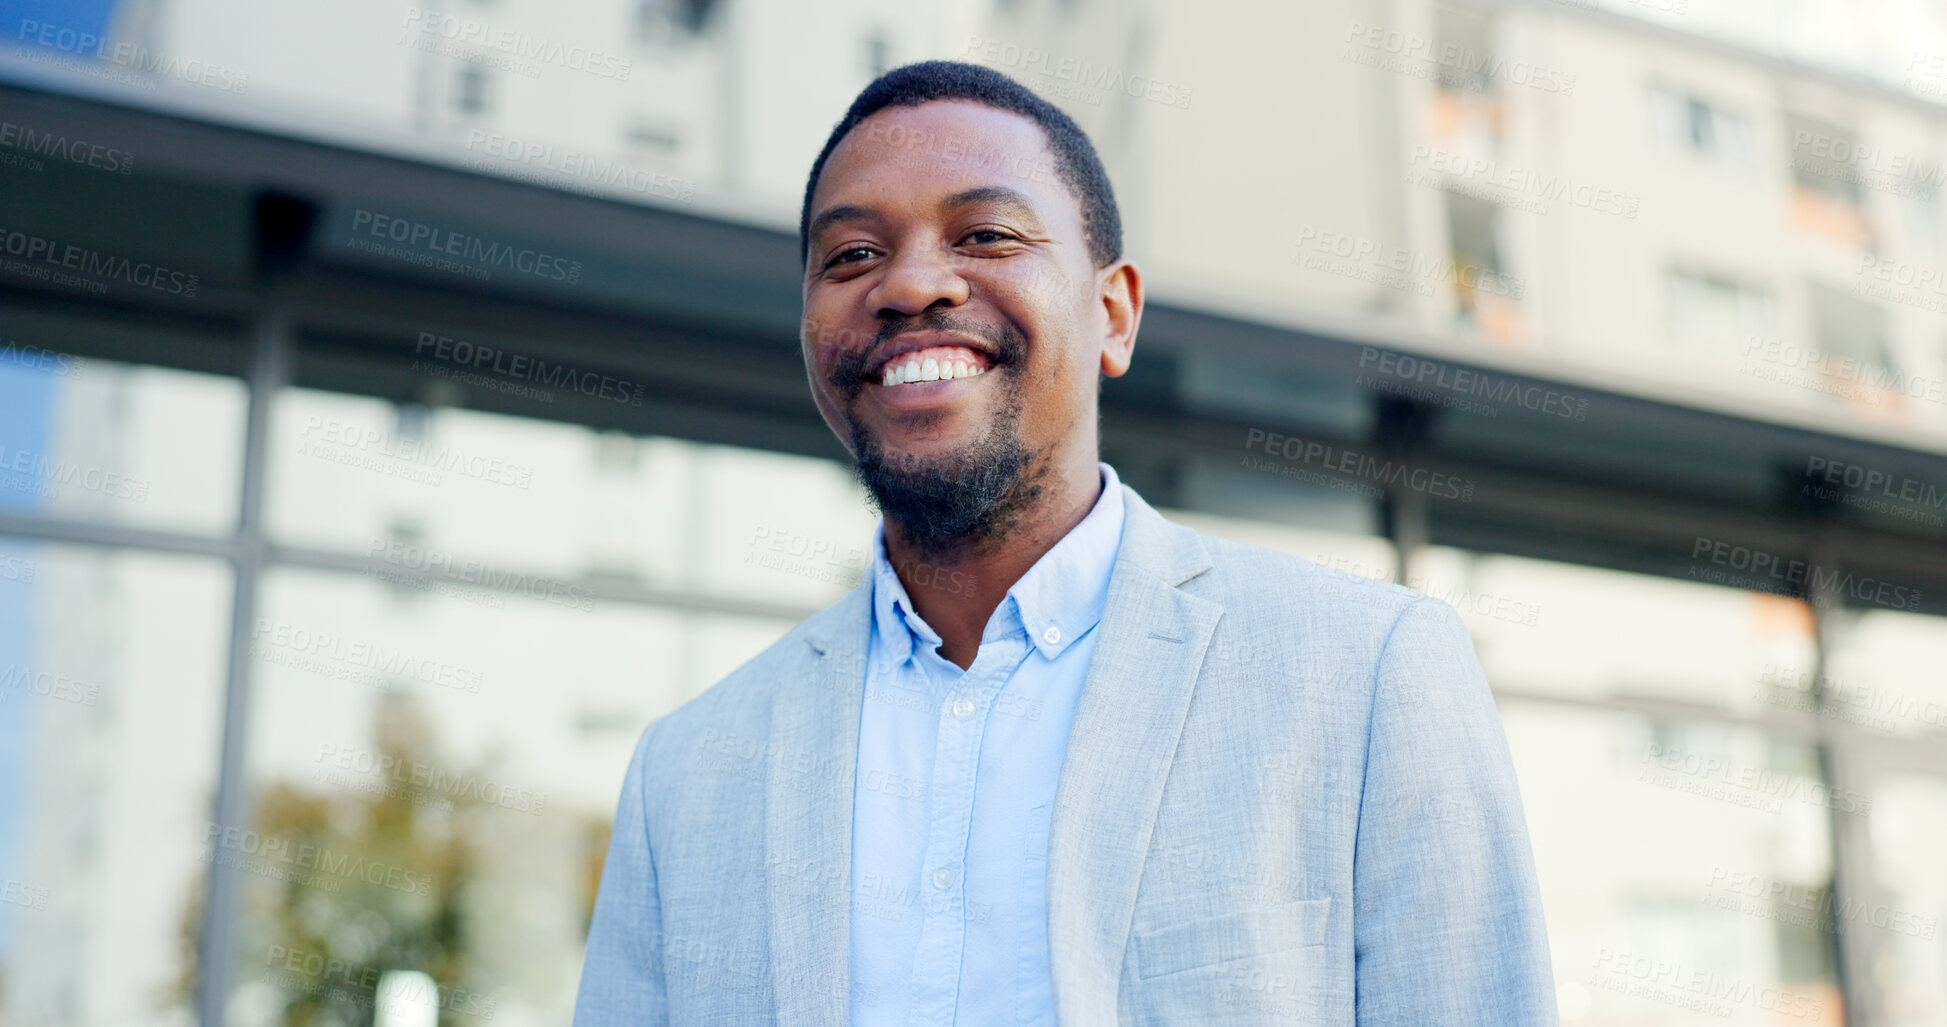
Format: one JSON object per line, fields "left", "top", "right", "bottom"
{"left": 1134, "top": 897, "right": 1331, "bottom": 980}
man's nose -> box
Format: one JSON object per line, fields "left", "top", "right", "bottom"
{"left": 868, "top": 246, "right": 972, "bottom": 318}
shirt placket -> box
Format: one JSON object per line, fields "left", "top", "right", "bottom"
{"left": 903, "top": 635, "right": 1022, "bottom": 1026}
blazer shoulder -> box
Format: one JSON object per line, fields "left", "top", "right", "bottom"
{"left": 646, "top": 586, "right": 858, "bottom": 749}
{"left": 1189, "top": 530, "right": 1428, "bottom": 629}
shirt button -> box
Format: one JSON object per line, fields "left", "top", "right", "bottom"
{"left": 933, "top": 866, "right": 956, "bottom": 889}
{"left": 1043, "top": 625, "right": 1062, "bottom": 645}
{"left": 952, "top": 697, "right": 976, "bottom": 720}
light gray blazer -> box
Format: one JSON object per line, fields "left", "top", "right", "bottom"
{"left": 574, "top": 483, "right": 1556, "bottom": 1025}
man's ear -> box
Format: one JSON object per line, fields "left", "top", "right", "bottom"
{"left": 1097, "top": 259, "right": 1142, "bottom": 378}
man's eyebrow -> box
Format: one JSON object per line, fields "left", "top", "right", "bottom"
{"left": 807, "top": 187, "right": 1045, "bottom": 247}
{"left": 943, "top": 186, "right": 1043, "bottom": 224}
{"left": 806, "top": 204, "right": 876, "bottom": 246}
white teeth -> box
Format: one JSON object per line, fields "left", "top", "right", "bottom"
{"left": 878, "top": 353, "right": 991, "bottom": 385}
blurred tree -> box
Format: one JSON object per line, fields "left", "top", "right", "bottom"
{"left": 171, "top": 693, "right": 497, "bottom": 1025}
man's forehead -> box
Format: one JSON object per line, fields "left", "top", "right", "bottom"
{"left": 814, "top": 100, "right": 1064, "bottom": 205}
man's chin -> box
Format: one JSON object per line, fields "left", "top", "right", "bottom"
{"left": 852, "top": 431, "right": 1040, "bottom": 562}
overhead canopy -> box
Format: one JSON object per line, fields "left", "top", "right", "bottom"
{"left": 2, "top": 74, "right": 1943, "bottom": 614}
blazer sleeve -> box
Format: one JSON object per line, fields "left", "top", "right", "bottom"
{"left": 1352, "top": 597, "right": 1556, "bottom": 1026}
{"left": 572, "top": 719, "right": 670, "bottom": 1026}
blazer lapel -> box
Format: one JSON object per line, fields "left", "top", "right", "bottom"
{"left": 1048, "top": 486, "right": 1223, "bottom": 1024}
{"left": 765, "top": 573, "right": 872, "bottom": 1024}
{"left": 757, "top": 485, "right": 1222, "bottom": 1024}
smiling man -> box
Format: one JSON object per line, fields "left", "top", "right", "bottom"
{"left": 573, "top": 61, "right": 1555, "bottom": 1025}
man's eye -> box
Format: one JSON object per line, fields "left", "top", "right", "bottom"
{"left": 828, "top": 246, "right": 875, "bottom": 267}
{"left": 964, "top": 230, "right": 1014, "bottom": 245}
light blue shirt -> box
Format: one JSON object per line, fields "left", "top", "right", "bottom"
{"left": 849, "top": 461, "right": 1127, "bottom": 1026}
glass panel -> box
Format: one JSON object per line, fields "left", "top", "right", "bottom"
{"left": 1417, "top": 546, "right": 1819, "bottom": 714}
{"left": 0, "top": 354, "right": 246, "bottom": 534}
{"left": 1505, "top": 709, "right": 1843, "bottom": 1024}
{"left": 267, "top": 387, "right": 874, "bottom": 609}
{"left": 0, "top": 541, "right": 230, "bottom": 1026}
{"left": 1823, "top": 609, "right": 1947, "bottom": 742}
{"left": 1868, "top": 775, "right": 1947, "bottom": 1026}
{"left": 228, "top": 565, "right": 795, "bottom": 1023}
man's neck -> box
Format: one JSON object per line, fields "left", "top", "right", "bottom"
{"left": 883, "top": 451, "right": 1103, "bottom": 671}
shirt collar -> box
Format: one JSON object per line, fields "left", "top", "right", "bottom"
{"left": 869, "top": 461, "right": 1127, "bottom": 666}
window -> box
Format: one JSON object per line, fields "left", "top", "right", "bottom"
{"left": 1667, "top": 268, "right": 1776, "bottom": 359}
{"left": 1413, "top": 547, "right": 1843, "bottom": 1025}
{"left": 637, "top": 0, "right": 712, "bottom": 39}
{"left": 456, "top": 67, "right": 490, "bottom": 117}
{"left": 1648, "top": 83, "right": 1756, "bottom": 170}
{"left": 865, "top": 31, "right": 891, "bottom": 79}
{"left": 1434, "top": 5, "right": 1496, "bottom": 94}
{"left": 1787, "top": 113, "right": 1864, "bottom": 205}
{"left": 1446, "top": 190, "right": 1522, "bottom": 339}
{"left": 1807, "top": 280, "right": 1894, "bottom": 381}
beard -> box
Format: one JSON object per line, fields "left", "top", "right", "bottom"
{"left": 840, "top": 311, "right": 1045, "bottom": 563}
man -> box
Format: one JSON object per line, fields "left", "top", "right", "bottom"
{"left": 574, "top": 60, "right": 1555, "bottom": 1025}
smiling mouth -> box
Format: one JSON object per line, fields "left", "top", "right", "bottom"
{"left": 872, "top": 345, "right": 995, "bottom": 387}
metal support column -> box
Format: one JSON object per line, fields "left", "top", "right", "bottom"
{"left": 194, "top": 300, "right": 289, "bottom": 1027}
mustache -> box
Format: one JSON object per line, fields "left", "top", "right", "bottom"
{"left": 825, "top": 309, "right": 1024, "bottom": 391}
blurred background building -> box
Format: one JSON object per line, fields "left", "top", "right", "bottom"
{"left": 0, "top": 0, "right": 1944, "bottom": 1023}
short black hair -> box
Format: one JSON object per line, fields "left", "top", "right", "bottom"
{"left": 799, "top": 60, "right": 1123, "bottom": 269}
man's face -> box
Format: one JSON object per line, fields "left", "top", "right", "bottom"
{"left": 801, "top": 100, "right": 1131, "bottom": 556}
